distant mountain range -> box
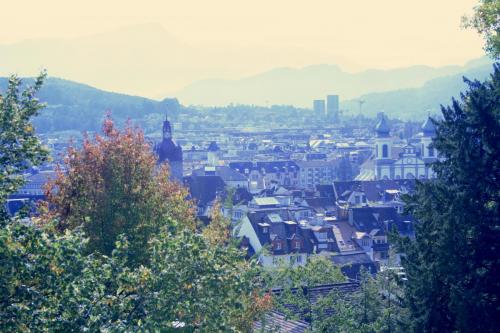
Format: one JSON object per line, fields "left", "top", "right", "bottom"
{"left": 1, "top": 43, "right": 495, "bottom": 132}
{"left": 0, "top": 23, "right": 492, "bottom": 107}
{"left": 0, "top": 23, "right": 365, "bottom": 99}
{"left": 177, "top": 57, "right": 493, "bottom": 107}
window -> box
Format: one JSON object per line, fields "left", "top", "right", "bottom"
{"left": 275, "top": 241, "right": 282, "bottom": 250}
{"left": 382, "top": 144, "right": 389, "bottom": 158}
{"left": 296, "top": 255, "right": 303, "bottom": 264}
{"left": 429, "top": 147, "right": 435, "bottom": 157}
{"left": 316, "top": 232, "right": 328, "bottom": 240}
{"left": 294, "top": 240, "right": 301, "bottom": 249}
{"left": 262, "top": 227, "right": 268, "bottom": 234}
{"left": 318, "top": 243, "right": 328, "bottom": 249}
{"left": 355, "top": 196, "right": 361, "bottom": 204}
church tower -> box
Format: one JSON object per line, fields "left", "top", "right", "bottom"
{"left": 162, "top": 113, "right": 172, "bottom": 140}
{"left": 420, "top": 116, "right": 437, "bottom": 178}
{"left": 420, "top": 117, "right": 436, "bottom": 160}
{"left": 374, "top": 114, "right": 393, "bottom": 179}
{"left": 156, "top": 112, "right": 183, "bottom": 181}
{"left": 375, "top": 115, "right": 392, "bottom": 160}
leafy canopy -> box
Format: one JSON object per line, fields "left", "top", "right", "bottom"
{"left": 42, "top": 116, "right": 196, "bottom": 265}
{"left": 0, "top": 72, "right": 48, "bottom": 203}
{"left": 463, "top": 0, "right": 500, "bottom": 58}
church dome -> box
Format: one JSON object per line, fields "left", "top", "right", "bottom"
{"left": 421, "top": 117, "right": 436, "bottom": 137}
{"left": 207, "top": 141, "right": 220, "bottom": 152}
{"left": 375, "top": 116, "right": 390, "bottom": 137}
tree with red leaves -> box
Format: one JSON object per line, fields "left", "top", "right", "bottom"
{"left": 43, "top": 115, "right": 196, "bottom": 266}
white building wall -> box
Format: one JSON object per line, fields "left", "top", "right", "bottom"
{"left": 236, "top": 216, "right": 262, "bottom": 253}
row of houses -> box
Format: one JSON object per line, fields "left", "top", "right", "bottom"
{"left": 184, "top": 165, "right": 417, "bottom": 280}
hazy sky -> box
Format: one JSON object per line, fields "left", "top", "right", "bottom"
{"left": 0, "top": 0, "right": 485, "bottom": 70}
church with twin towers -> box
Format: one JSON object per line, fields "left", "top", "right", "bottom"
{"left": 372, "top": 115, "right": 437, "bottom": 180}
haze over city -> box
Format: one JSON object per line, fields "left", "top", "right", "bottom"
{"left": 0, "top": 0, "right": 486, "bottom": 103}
{"left": 1, "top": 1, "right": 498, "bottom": 332}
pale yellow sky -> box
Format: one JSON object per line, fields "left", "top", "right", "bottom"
{"left": 0, "top": 0, "right": 484, "bottom": 70}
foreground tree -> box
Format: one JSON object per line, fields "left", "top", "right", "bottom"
{"left": 1, "top": 218, "right": 269, "bottom": 332}
{"left": 398, "top": 66, "right": 500, "bottom": 332}
{"left": 0, "top": 73, "right": 48, "bottom": 207}
{"left": 263, "top": 256, "right": 345, "bottom": 328}
{"left": 463, "top": 0, "right": 500, "bottom": 58}
{"left": 43, "top": 116, "right": 196, "bottom": 265}
{"left": 0, "top": 82, "right": 269, "bottom": 331}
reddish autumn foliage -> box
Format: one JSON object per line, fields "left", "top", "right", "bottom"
{"left": 42, "top": 116, "right": 196, "bottom": 265}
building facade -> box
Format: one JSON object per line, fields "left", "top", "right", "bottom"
{"left": 296, "top": 160, "right": 336, "bottom": 189}
{"left": 326, "top": 94, "right": 340, "bottom": 123}
{"left": 374, "top": 116, "right": 437, "bottom": 180}
{"left": 313, "top": 99, "right": 326, "bottom": 117}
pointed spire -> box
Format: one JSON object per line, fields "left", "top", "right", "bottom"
{"left": 162, "top": 110, "right": 172, "bottom": 140}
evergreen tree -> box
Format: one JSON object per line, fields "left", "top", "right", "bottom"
{"left": 398, "top": 65, "right": 500, "bottom": 332}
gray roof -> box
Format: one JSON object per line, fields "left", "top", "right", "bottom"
{"left": 331, "top": 253, "right": 378, "bottom": 279}
{"left": 334, "top": 179, "right": 416, "bottom": 202}
{"left": 229, "top": 160, "right": 299, "bottom": 173}
{"left": 254, "top": 197, "right": 281, "bottom": 207}
{"left": 192, "top": 166, "right": 247, "bottom": 182}
{"left": 270, "top": 282, "right": 360, "bottom": 321}
{"left": 254, "top": 311, "right": 309, "bottom": 333}
{"left": 184, "top": 175, "right": 225, "bottom": 207}
{"left": 246, "top": 209, "right": 324, "bottom": 254}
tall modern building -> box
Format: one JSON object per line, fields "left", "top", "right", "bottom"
{"left": 313, "top": 99, "right": 325, "bottom": 117}
{"left": 326, "top": 95, "right": 340, "bottom": 123}
{"left": 155, "top": 112, "right": 183, "bottom": 181}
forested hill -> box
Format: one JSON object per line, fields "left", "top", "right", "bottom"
{"left": 0, "top": 77, "right": 179, "bottom": 134}
{"left": 341, "top": 62, "right": 494, "bottom": 119}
